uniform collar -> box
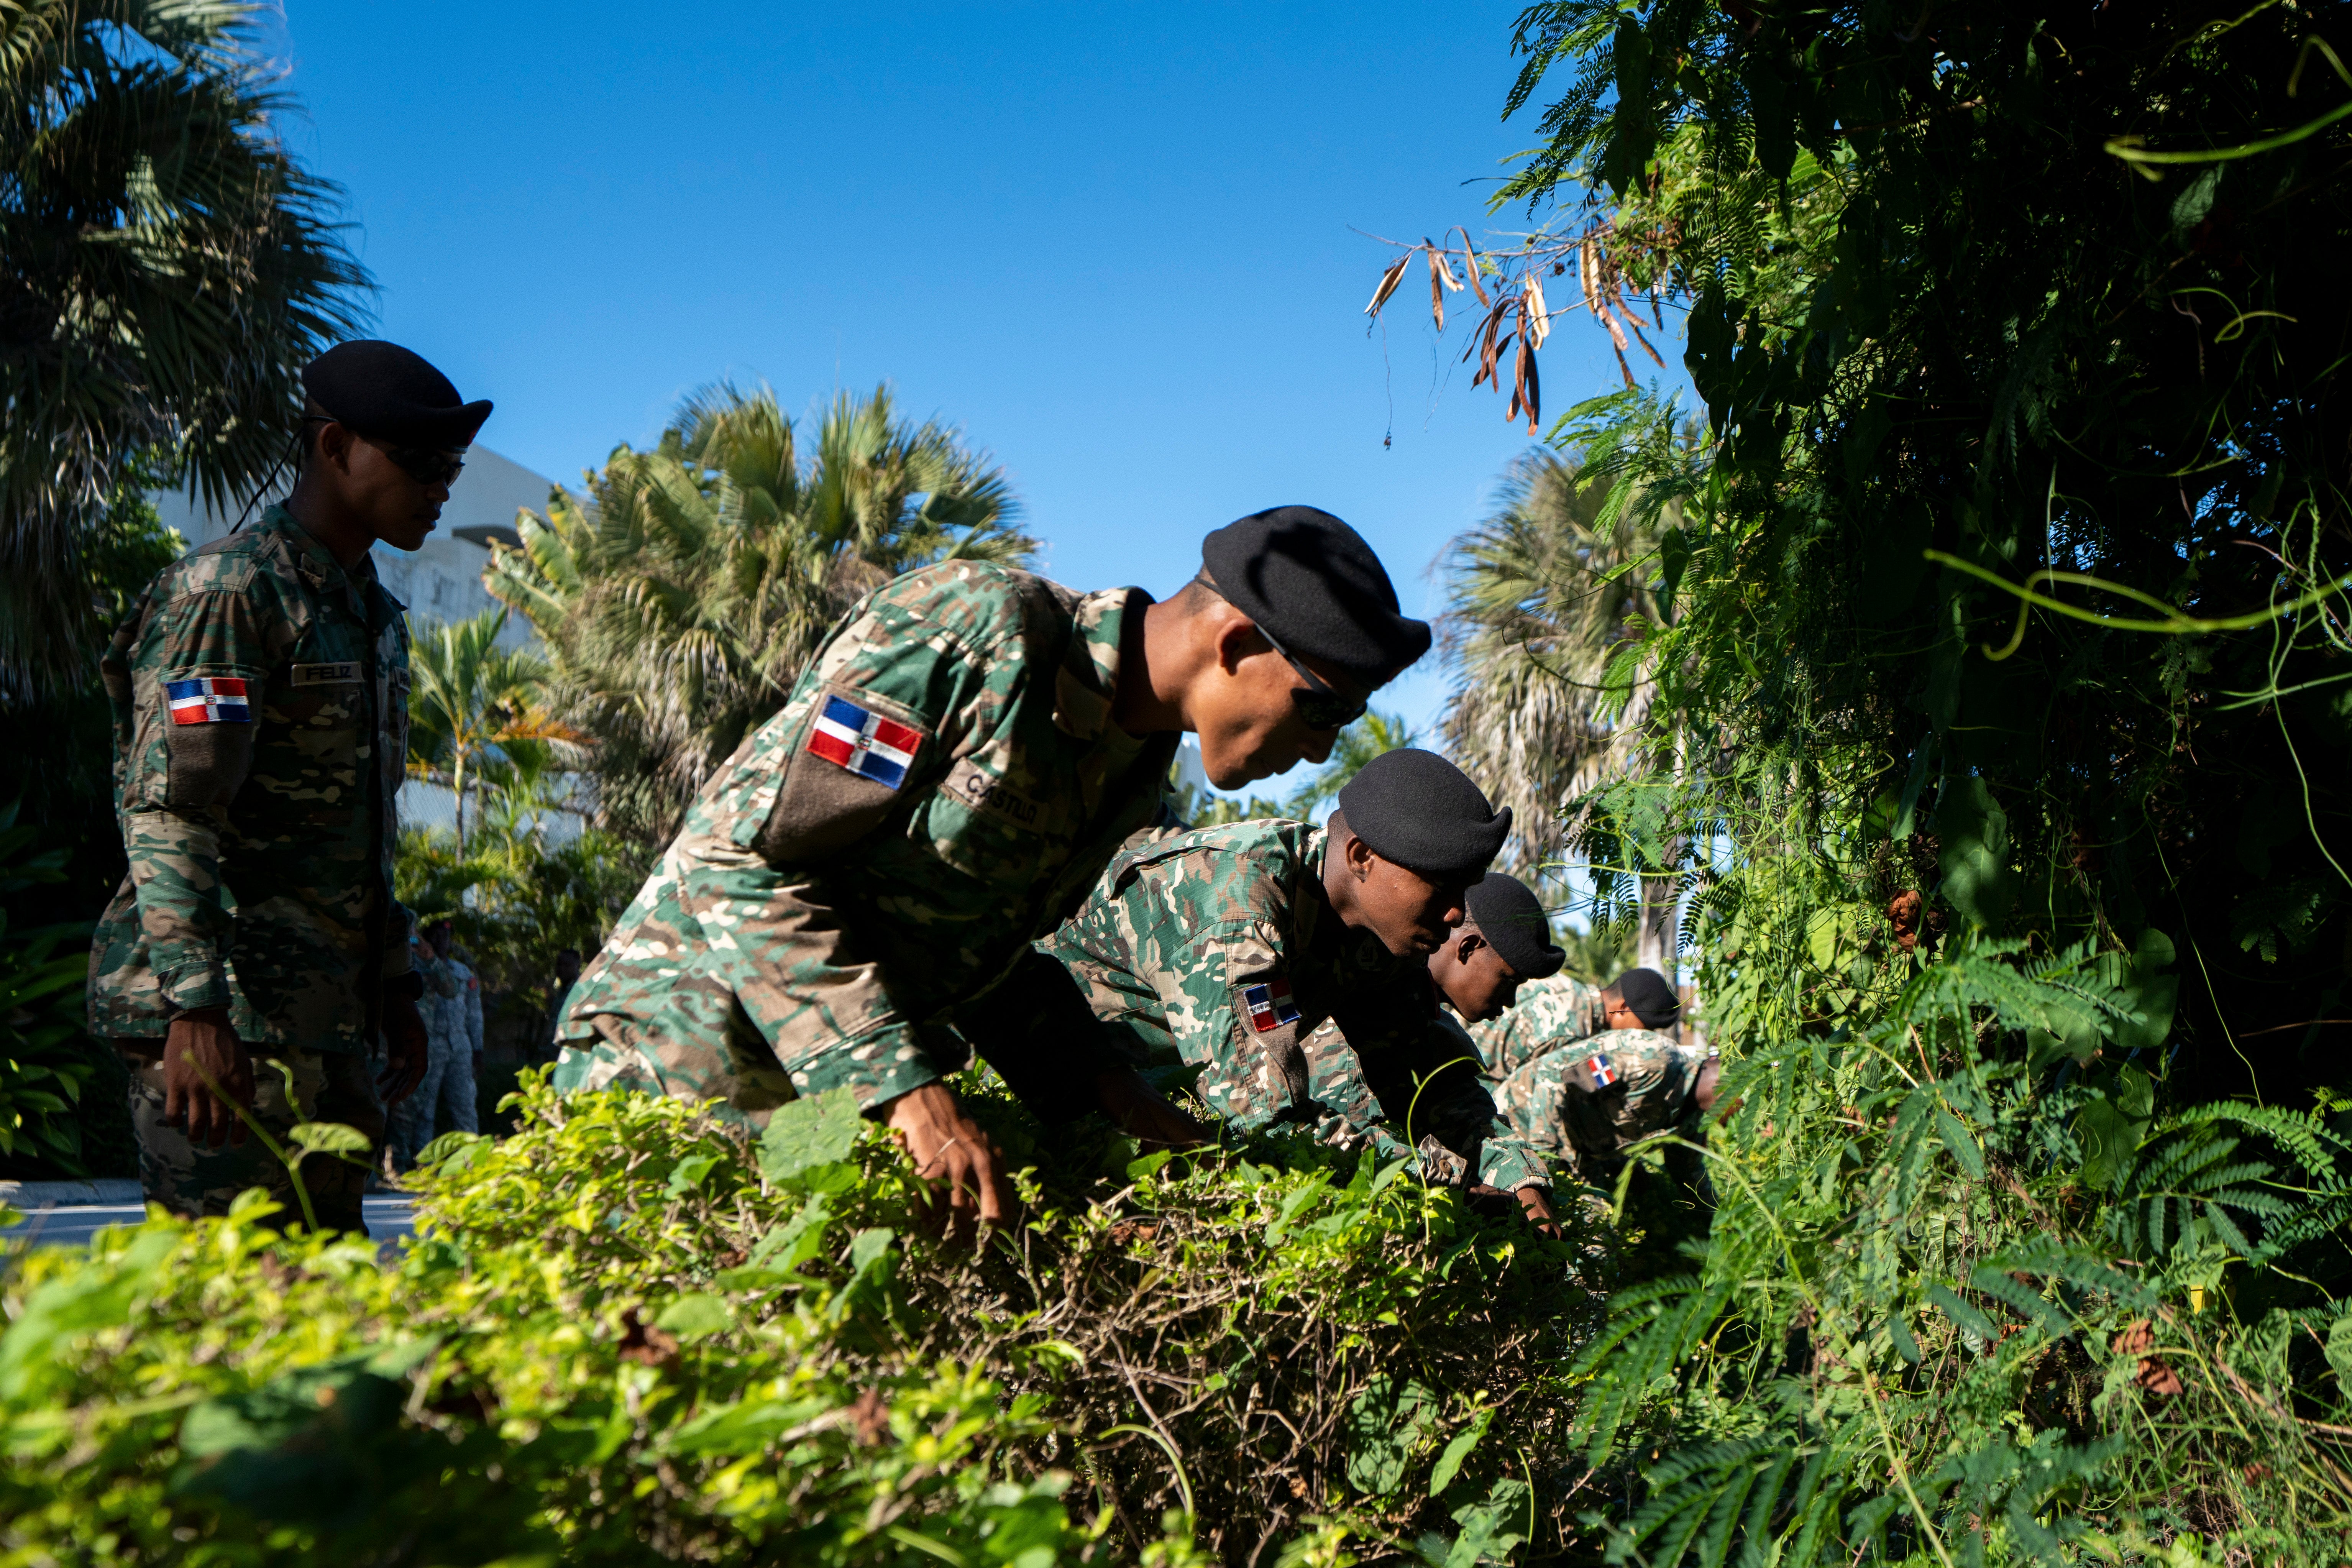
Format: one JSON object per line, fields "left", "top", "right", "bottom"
{"left": 260, "top": 505, "right": 389, "bottom": 620}
{"left": 1054, "top": 586, "right": 1149, "bottom": 740}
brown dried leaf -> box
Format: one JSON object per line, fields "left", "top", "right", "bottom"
{"left": 1365, "top": 253, "right": 1411, "bottom": 317}
{"left": 617, "top": 1309, "right": 680, "bottom": 1370}
{"left": 2136, "top": 1356, "right": 2185, "bottom": 1397}
{"left": 1521, "top": 337, "right": 1541, "bottom": 432}
{"left": 1456, "top": 227, "right": 1490, "bottom": 306}
{"left": 849, "top": 1387, "right": 891, "bottom": 1446}
{"left": 1523, "top": 271, "right": 1552, "bottom": 350}
{"left": 1428, "top": 240, "right": 1463, "bottom": 293}
{"left": 1428, "top": 249, "right": 1446, "bottom": 333}
{"left": 1628, "top": 319, "right": 1668, "bottom": 369}
{"left": 2111, "top": 1318, "right": 2157, "bottom": 1358}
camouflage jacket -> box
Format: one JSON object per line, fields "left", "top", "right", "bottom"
{"left": 88, "top": 507, "right": 415, "bottom": 1051}
{"left": 560, "top": 562, "right": 1179, "bottom": 1111}
{"left": 417, "top": 952, "right": 461, "bottom": 1046}
{"left": 1464, "top": 970, "right": 1605, "bottom": 1081}
{"left": 1039, "top": 818, "right": 1550, "bottom": 1191}
{"left": 1487, "top": 1026, "right": 1712, "bottom": 1176}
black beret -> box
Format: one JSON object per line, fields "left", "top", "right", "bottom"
{"left": 1464, "top": 873, "right": 1564, "bottom": 979}
{"left": 1614, "top": 967, "right": 1681, "bottom": 1030}
{"left": 1200, "top": 506, "right": 1431, "bottom": 684}
{"left": 302, "top": 340, "right": 492, "bottom": 450}
{"left": 1335, "top": 748, "right": 1510, "bottom": 880}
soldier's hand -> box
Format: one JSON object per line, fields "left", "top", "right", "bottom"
{"left": 380, "top": 992, "right": 431, "bottom": 1107}
{"left": 162, "top": 1007, "right": 254, "bottom": 1149}
{"left": 1514, "top": 1182, "right": 1562, "bottom": 1241}
{"left": 1091, "top": 1067, "right": 1208, "bottom": 1153}
{"left": 882, "top": 1082, "right": 1012, "bottom": 1244}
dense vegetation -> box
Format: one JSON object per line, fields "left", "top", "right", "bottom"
{"left": 1382, "top": 0, "right": 2352, "bottom": 1560}
{"left": 2, "top": 1078, "right": 1588, "bottom": 1565}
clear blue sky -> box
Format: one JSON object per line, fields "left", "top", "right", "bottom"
{"left": 264, "top": 1, "right": 1647, "bottom": 793}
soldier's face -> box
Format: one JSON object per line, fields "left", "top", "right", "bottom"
{"left": 1192, "top": 618, "right": 1368, "bottom": 788}
{"left": 1343, "top": 837, "right": 1470, "bottom": 957}
{"left": 320, "top": 425, "right": 454, "bottom": 552}
{"left": 1430, "top": 931, "right": 1521, "bottom": 1021}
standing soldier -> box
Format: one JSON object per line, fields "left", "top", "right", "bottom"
{"left": 994, "top": 748, "right": 1559, "bottom": 1228}
{"left": 387, "top": 921, "right": 478, "bottom": 1167}
{"left": 87, "top": 340, "right": 484, "bottom": 1233}
{"left": 556, "top": 507, "right": 1429, "bottom": 1236}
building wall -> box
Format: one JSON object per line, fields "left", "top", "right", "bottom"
{"left": 151, "top": 444, "right": 558, "bottom": 650}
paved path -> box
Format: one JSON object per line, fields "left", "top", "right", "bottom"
{"left": 2, "top": 1183, "right": 417, "bottom": 1251}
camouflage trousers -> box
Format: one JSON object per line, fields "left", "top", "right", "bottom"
{"left": 553, "top": 1012, "right": 798, "bottom": 1126}
{"left": 118, "top": 1041, "right": 383, "bottom": 1236}
{"left": 386, "top": 1029, "right": 477, "bottom": 1169}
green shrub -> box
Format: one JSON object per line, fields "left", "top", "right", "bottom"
{"left": 1, "top": 1074, "right": 1592, "bottom": 1565}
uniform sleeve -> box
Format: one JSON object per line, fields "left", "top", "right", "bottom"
{"left": 464, "top": 972, "right": 484, "bottom": 1052}
{"left": 572, "top": 598, "right": 1008, "bottom": 1114}
{"left": 121, "top": 587, "right": 274, "bottom": 1013}
{"left": 1318, "top": 1006, "right": 1557, "bottom": 1193}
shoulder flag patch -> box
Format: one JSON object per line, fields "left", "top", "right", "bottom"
{"left": 1587, "top": 1052, "right": 1617, "bottom": 1089}
{"left": 165, "top": 676, "right": 252, "bottom": 726}
{"left": 1242, "top": 977, "right": 1302, "bottom": 1034}
{"left": 807, "top": 695, "right": 922, "bottom": 790}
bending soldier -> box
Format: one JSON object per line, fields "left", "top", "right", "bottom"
{"left": 87, "top": 340, "right": 473, "bottom": 1232}
{"left": 555, "top": 506, "right": 1427, "bottom": 1236}
{"left": 992, "top": 748, "right": 1559, "bottom": 1230}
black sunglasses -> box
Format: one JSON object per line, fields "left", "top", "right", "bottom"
{"left": 300, "top": 415, "right": 465, "bottom": 487}
{"left": 1190, "top": 571, "right": 1369, "bottom": 732}
{"left": 1254, "top": 621, "right": 1368, "bottom": 732}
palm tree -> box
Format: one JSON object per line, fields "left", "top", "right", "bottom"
{"left": 404, "top": 610, "right": 576, "bottom": 851}
{"left": 1439, "top": 417, "right": 1699, "bottom": 973}
{"left": 485, "top": 383, "right": 1032, "bottom": 842}
{"left": 2, "top": 1, "right": 369, "bottom": 696}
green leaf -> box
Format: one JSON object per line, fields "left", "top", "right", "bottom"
{"left": 415, "top": 1131, "right": 489, "bottom": 1169}
{"left": 2079, "top": 1065, "right": 2154, "bottom": 1192}
{"left": 1429, "top": 1407, "right": 1493, "bottom": 1497}
{"left": 288, "top": 1121, "right": 371, "bottom": 1156}
{"left": 652, "top": 1292, "right": 731, "bottom": 1341}
{"left": 1935, "top": 776, "right": 2017, "bottom": 932}
{"left": 1446, "top": 1476, "right": 1531, "bottom": 1567}
{"left": 1124, "top": 1149, "right": 1175, "bottom": 1181}
{"left": 757, "top": 1089, "right": 864, "bottom": 1185}
{"left": 0, "top": 1228, "right": 178, "bottom": 1401}
{"left": 2328, "top": 1312, "right": 2352, "bottom": 1389}
{"left": 1933, "top": 1105, "right": 1985, "bottom": 1179}
{"left": 1344, "top": 1375, "right": 1441, "bottom": 1496}
{"left": 665, "top": 1152, "right": 723, "bottom": 1196}
{"left": 1925, "top": 1282, "right": 2000, "bottom": 1345}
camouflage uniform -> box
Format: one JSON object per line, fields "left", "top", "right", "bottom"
{"left": 1034, "top": 819, "right": 1550, "bottom": 1192}
{"left": 554, "top": 562, "right": 1178, "bottom": 1118}
{"left": 88, "top": 505, "right": 412, "bottom": 1231}
{"left": 387, "top": 947, "right": 474, "bottom": 1165}
{"left": 1462, "top": 971, "right": 1606, "bottom": 1080}
{"left": 1483, "top": 1026, "right": 1712, "bottom": 1182}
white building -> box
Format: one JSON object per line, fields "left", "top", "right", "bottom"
{"left": 152, "top": 443, "right": 555, "bottom": 651}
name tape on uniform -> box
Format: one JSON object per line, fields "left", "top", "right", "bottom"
{"left": 292, "top": 662, "right": 361, "bottom": 685}
{"left": 165, "top": 676, "right": 252, "bottom": 725}
{"left": 1242, "top": 977, "right": 1301, "bottom": 1033}
{"left": 806, "top": 695, "right": 922, "bottom": 790}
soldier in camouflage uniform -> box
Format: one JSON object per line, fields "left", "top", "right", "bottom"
{"left": 86, "top": 340, "right": 481, "bottom": 1232}
{"left": 386, "top": 925, "right": 475, "bottom": 1167}
{"left": 557, "top": 507, "right": 1430, "bottom": 1235}
{"left": 1024, "top": 749, "right": 1559, "bottom": 1227}
{"left": 1467, "top": 964, "right": 1720, "bottom": 1183}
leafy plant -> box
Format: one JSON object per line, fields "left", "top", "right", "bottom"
{"left": 0, "top": 802, "right": 94, "bottom": 1171}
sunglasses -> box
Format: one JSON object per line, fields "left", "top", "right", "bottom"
{"left": 299, "top": 416, "right": 466, "bottom": 487}
{"left": 1255, "top": 621, "right": 1368, "bottom": 732}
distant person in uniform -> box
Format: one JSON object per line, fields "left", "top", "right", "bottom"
{"left": 556, "top": 507, "right": 1428, "bottom": 1237}
{"left": 87, "top": 340, "right": 485, "bottom": 1231}
{"left": 387, "top": 919, "right": 479, "bottom": 1165}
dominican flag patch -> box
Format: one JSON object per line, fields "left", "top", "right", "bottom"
{"left": 165, "top": 677, "right": 252, "bottom": 725}
{"left": 806, "top": 695, "right": 921, "bottom": 789}
{"left": 1241, "top": 978, "right": 1302, "bottom": 1034}
{"left": 1587, "top": 1052, "right": 1617, "bottom": 1089}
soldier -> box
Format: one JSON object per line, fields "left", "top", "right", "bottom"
{"left": 1422, "top": 871, "right": 1568, "bottom": 1033}
{"left": 1475, "top": 962, "right": 1720, "bottom": 1183}
{"left": 998, "top": 748, "right": 1559, "bottom": 1229}
{"left": 87, "top": 339, "right": 476, "bottom": 1232}
{"left": 555, "top": 506, "right": 1429, "bottom": 1237}
{"left": 386, "top": 921, "right": 478, "bottom": 1167}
